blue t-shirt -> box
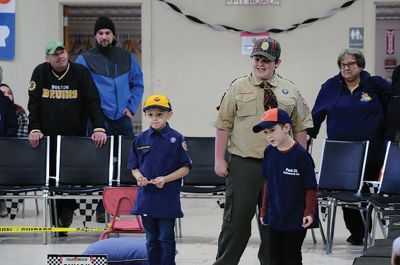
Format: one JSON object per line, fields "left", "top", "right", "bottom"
{"left": 262, "top": 143, "right": 317, "bottom": 231}
{"left": 127, "top": 123, "right": 192, "bottom": 218}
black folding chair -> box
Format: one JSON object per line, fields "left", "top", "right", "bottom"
{"left": 177, "top": 137, "right": 226, "bottom": 238}
{"left": 117, "top": 135, "right": 137, "bottom": 186}
{"left": 317, "top": 139, "right": 369, "bottom": 253}
{"left": 45, "top": 136, "right": 114, "bottom": 235}
{"left": 365, "top": 142, "right": 400, "bottom": 251}
{"left": 0, "top": 137, "right": 49, "bottom": 244}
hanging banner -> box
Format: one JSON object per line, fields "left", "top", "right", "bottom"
{"left": 227, "top": 0, "right": 280, "bottom": 5}
{"left": 386, "top": 29, "right": 395, "bottom": 55}
{"left": 0, "top": 0, "right": 15, "bottom": 60}
{"left": 240, "top": 32, "right": 269, "bottom": 55}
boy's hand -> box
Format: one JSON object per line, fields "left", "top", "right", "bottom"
{"left": 259, "top": 216, "right": 266, "bottom": 226}
{"left": 150, "top": 177, "right": 166, "bottom": 188}
{"left": 302, "top": 215, "right": 314, "bottom": 228}
{"left": 136, "top": 176, "right": 149, "bottom": 186}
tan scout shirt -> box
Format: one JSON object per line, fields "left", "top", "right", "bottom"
{"left": 212, "top": 72, "right": 313, "bottom": 159}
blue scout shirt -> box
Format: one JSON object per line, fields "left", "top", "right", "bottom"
{"left": 262, "top": 143, "right": 318, "bottom": 231}
{"left": 127, "top": 123, "right": 192, "bottom": 218}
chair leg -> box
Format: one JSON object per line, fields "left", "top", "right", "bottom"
{"left": 329, "top": 200, "right": 338, "bottom": 254}
{"left": 34, "top": 191, "right": 39, "bottom": 215}
{"left": 363, "top": 203, "right": 373, "bottom": 254}
{"left": 325, "top": 199, "right": 332, "bottom": 254}
{"left": 174, "top": 218, "right": 182, "bottom": 238}
{"left": 310, "top": 228, "right": 317, "bottom": 244}
{"left": 43, "top": 196, "right": 48, "bottom": 245}
{"left": 22, "top": 199, "right": 25, "bottom": 218}
{"left": 319, "top": 219, "right": 327, "bottom": 245}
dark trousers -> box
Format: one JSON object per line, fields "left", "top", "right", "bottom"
{"left": 268, "top": 228, "right": 307, "bottom": 265}
{"left": 214, "top": 155, "right": 269, "bottom": 265}
{"left": 142, "top": 216, "right": 176, "bottom": 265}
{"left": 342, "top": 184, "right": 373, "bottom": 240}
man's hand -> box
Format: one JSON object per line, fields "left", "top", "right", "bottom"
{"left": 302, "top": 215, "right": 314, "bottom": 228}
{"left": 214, "top": 159, "right": 229, "bottom": 177}
{"left": 91, "top": 131, "right": 107, "bottom": 147}
{"left": 150, "top": 177, "right": 166, "bottom": 188}
{"left": 124, "top": 108, "right": 133, "bottom": 118}
{"left": 28, "top": 131, "right": 44, "bottom": 148}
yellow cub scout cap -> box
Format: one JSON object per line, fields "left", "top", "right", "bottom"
{"left": 143, "top": 94, "right": 172, "bottom": 112}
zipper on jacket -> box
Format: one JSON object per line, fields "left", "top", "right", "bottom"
{"left": 114, "top": 63, "right": 119, "bottom": 119}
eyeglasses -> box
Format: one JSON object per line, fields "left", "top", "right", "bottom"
{"left": 340, "top": 61, "right": 357, "bottom": 69}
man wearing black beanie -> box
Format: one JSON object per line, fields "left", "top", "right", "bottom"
{"left": 76, "top": 16, "right": 144, "bottom": 222}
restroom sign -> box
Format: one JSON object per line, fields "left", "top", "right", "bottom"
{"left": 0, "top": 0, "right": 15, "bottom": 60}
{"left": 349, "top": 27, "right": 363, "bottom": 49}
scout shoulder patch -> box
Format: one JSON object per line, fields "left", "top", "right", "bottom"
{"left": 182, "top": 141, "right": 188, "bottom": 151}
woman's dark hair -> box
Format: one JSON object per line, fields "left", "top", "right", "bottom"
{"left": 0, "top": 83, "right": 26, "bottom": 114}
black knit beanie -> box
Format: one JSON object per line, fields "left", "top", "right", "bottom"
{"left": 94, "top": 16, "right": 116, "bottom": 35}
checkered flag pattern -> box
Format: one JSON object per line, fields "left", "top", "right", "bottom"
{"left": 55, "top": 188, "right": 103, "bottom": 225}
{"left": 78, "top": 197, "right": 100, "bottom": 223}
{"left": 47, "top": 255, "right": 107, "bottom": 265}
{"left": 365, "top": 181, "right": 380, "bottom": 194}
{"left": 5, "top": 189, "right": 102, "bottom": 224}
{"left": 5, "top": 193, "right": 24, "bottom": 220}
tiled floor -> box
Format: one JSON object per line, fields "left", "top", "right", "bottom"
{"left": 0, "top": 198, "right": 373, "bottom": 264}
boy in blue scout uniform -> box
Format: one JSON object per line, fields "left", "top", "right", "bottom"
{"left": 128, "top": 94, "right": 192, "bottom": 265}
{"left": 253, "top": 108, "right": 318, "bottom": 265}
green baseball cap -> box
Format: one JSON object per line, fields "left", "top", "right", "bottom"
{"left": 45, "top": 40, "right": 65, "bottom": 55}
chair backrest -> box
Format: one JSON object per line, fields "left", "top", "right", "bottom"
{"left": 379, "top": 141, "right": 400, "bottom": 195}
{"left": 183, "top": 137, "right": 226, "bottom": 187}
{"left": 0, "top": 137, "right": 49, "bottom": 186}
{"left": 102, "top": 187, "right": 139, "bottom": 216}
{"left": 318, "top": 139, "right": 369, "bottom": 192}
{"left": 55, "top": 136, "right": 113, "bottom": 186}
{"left": 117, "top": 135, "right": 137, "bottom": 186}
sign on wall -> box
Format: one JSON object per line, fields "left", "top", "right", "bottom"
{"left": 349, "top": 27, "right": 363, "bottom": 49}
{"left": 386, "top": 29, "right": 395, "bottom": 55}
{"left": 0, "top": 0, "right": 15, "bottom": 60}
{"left": 227, "top": 0, "right": 280, "bottom": 5}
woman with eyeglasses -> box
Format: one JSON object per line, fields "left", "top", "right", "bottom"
{"left": 307, "top": 48, "right": 391, "bottom": 246}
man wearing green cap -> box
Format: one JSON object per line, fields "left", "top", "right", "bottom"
{"left": 27, "top": 40, "right": 107, "bottom": 234}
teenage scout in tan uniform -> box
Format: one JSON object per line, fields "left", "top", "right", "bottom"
{"left": 212, "top": 37, "right": 313, "bottom": 265}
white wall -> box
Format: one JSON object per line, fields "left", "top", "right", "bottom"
{"left": 1, "top": 0, "right": 396, "bottom": 145}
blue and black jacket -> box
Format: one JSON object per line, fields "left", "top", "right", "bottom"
{"left": 76, "top": 45, "right": 144, "bottom": 120}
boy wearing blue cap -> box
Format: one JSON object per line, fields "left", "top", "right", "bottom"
{"left": 253, "top": 108, "right": 318, "bottom": 265}
{"left": 128, "top": 94, "right": 192, "bottom": 265}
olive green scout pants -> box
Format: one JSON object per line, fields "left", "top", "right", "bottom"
{"left": 214, "top": 155, "right": 270, "bottom": 265}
